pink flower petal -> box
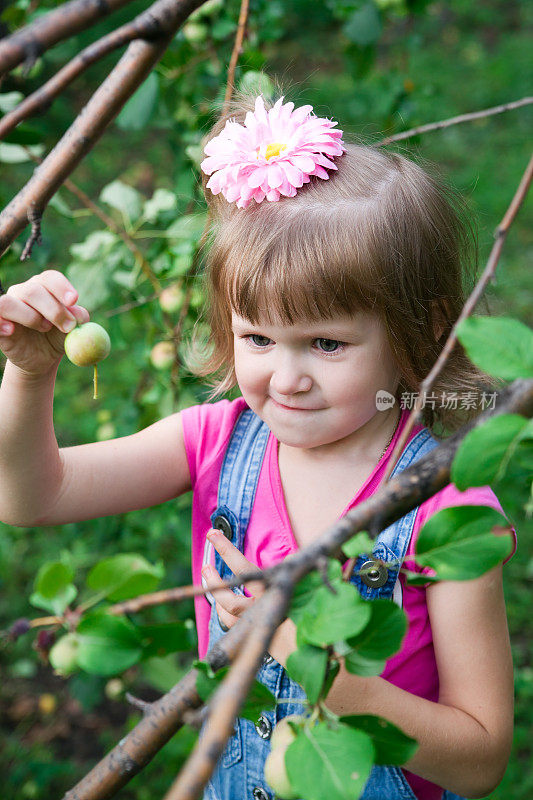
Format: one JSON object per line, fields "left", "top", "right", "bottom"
{"left": 267, "top": 163, "right": 284, "bottom": 189}
{"left": 280, "top": 160, "right": 304, "bottom": 188}
{"left": 248, "top": 166, "right": 268, "bottom": 189}
{"left": 290, "top": 155, "right": 317, "bottom": 173}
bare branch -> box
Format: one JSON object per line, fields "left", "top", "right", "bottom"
{"left": 377, "top": 96, "right": 533, "bottom": 146}
{"left": 221, "top": 0, "right": 250, "bottom": 117}
{"left": 0, "top": 0, "right": 208, "bottom": 258}
{"left": 0, "top": 0, "right": 138, "bottom": 78}
{"left": 0, "top": 14, "right": 157, "bottom": 141}
{"left": 382, "top": 152, "right": 533, "bottom": 483}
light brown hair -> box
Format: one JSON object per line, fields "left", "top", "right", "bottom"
{"left": 190, "top": 96, "right": 499, "bottom": 436}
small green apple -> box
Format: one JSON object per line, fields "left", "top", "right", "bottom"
{"left": 64, "top": 322, "right": 111, "bottom": 367}
{"left": 159, "top": 283, "right": 184, "bottom": 314}
{"left": 150, "top": 341, "right": 175, "bottom": 370}
{"left": 49, "top": 633, "right": 79, "bottom": 676}
{"left": 264, "top": 744, "right": 298, "bottom": 800}
{"left": 270, "top": 714, "right": 305, "bottom": 751}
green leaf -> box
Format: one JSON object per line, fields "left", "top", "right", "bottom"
{"left": 29, "top": 561, "right": 77, "bottom": 615}
{"left": 452, "top": 414, "right": 533, "bottom": 489}
{"left": 166, "top": 212, "right": 207, "bottom": 243}
{"left": 143, "top": 188, "right": 177, "bottom": 222}
{"left": 66, "top": 260, "right": 111, "bottom": 312}
{"left": 69, "top": 230, "right": 117, "bottom": 261}
{"left": 139, "top": 620, "right": 196, "bottom": 659}
{"left": 100, "top": 180, "right": 143, "bottom": 224}
{"left": 34, "top": 561, "right": 74, "bottom": 598}
{"left": 29, "top": 585, "right": 77, "bottom": 616}
{"left": 86, "top": 553, "right": 164, "bottom": 601}
{"left": 239, "top": 71, "right": 276, "bottom": 100}
{"left": 3, "top": 125, "right": 42, "bottom": 145}
{"left": 402, "top": 570, "right": 440, "bottom": 587}
{"left": 76, "top": 613, "right": 142, "bottom": 676}
{"left": 194, "top": 661, "right": 276, "bottom": 721}
{"left": 299, "top": 583, "right": 372, "bottom": 647}
{"left": 0, "top": 142, "right": 44, "bottom": 163}
{"left": 340, "top": 715, "right": 418, "bottom": 765}
{"left": 341, "top": 531, "right": 375, "bottom": 558}
{"left": 343, "top": 650, "right": 385, "bottom": 676}
{"left": 343, "top": 3, "right": 382, "bottom": 47}
{"left": 456, "top": 316, "right": 533, "bottom": 379}
{"left": 0, "top": 91, "right": 24, "bottom": 113}
{"left": 286, "top": 721, "right": 374, "bottom": 800}
{"left": 116, "top": 72, "right": 159, "bottom": 131}
{"left": 345, "top": 599, "right": 407, "bottom": 660}
{"left": 289, "top": 560, "right": 343, "bottom": 626}
{"left": 286, "top": 644, "right": 328, "bottom": 704}
{"left": 415, "top": 505, "right": 514, "bottom": 580}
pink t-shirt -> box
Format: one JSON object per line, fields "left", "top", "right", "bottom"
{"left": 181, "top": 397, "right": 516, "bottom": 800}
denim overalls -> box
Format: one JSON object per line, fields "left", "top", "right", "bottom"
{"left": 200, "top": 409, "right": 464, "bottom": 800}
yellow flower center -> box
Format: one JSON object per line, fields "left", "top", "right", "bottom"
{"left": 264, "top": 142, "right": 286, "bottom": 160}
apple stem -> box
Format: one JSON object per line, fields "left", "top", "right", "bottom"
{"left": 93, "top": 365, "right": 98, "bottom": 400}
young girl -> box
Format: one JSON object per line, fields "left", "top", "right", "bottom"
{"left": 0, "top": 94, "right": 515, "bottom": 800}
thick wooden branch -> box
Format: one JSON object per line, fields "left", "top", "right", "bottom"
{"left": 62, "top": 377, "right": 533, "bottom": 800}
{"left": 0, "top": 0, "right": 137, "bottom": 78}
{"left": 0, "top": 0, "right": 208, "bottom": 258}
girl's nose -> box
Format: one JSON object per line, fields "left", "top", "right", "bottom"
{"left": 270, "top": 353, "right": 312, "bottom": 396}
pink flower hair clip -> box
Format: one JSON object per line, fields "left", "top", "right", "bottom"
{"left": 200, "top": 95, "right": 346, "bottom": 208}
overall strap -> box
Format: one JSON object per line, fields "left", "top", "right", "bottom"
{"left": 350, "top": 427, "right": 440, "bottom": 601}
{"left": 202, "top": 408, "right": 270, "bottom": 605}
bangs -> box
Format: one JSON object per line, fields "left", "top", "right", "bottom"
{"left": 213, "top": 201, "right": 382, "bottom": 326}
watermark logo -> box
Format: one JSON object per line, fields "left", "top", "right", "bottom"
{"left": 375, "top": 390, "right": 397, "bottom": 411}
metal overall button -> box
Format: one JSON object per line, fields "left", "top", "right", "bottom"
{"left": 262, "top": 653, "right": 273, "bottom": 666}
{"left": 213, "top": 513, "right": 233, "bottom": 541}
{"left": 254, "top": 714, "right": 272, "bottom": 739}
{"left": 359, "top": 558, "right": 389, "bottom": 588}
{"left": 252, "top": 788, "right": 270, "bottom": 800}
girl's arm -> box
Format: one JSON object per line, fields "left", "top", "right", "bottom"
{"left": 269, "top": 564, "right": 514, "bottom": 798}
{"left": 0, "top": 361, "right": 192, "bottom": 526}
{"left": 0, "top": 271, "right": 192, "bottom": 526}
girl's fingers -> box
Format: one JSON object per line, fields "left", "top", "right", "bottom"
{"left": 5, "top": 283, "right": 76, "bottom": 333}
{"left": 36, "top": 270, "right": 79, "bottom": 308}
{"left": 70, "top": 305, "right": 91, "bottom": 325}
{"left": 202, "top": 565, "right": 255, "bottom": 618}
{"left": 0, "top": 292, "right": 54, "bottom": 332}
{"left": 206, "top": 528, "right": 265, "bottom": 598}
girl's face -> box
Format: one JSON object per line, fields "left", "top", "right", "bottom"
{"left": 232, "top": 310, "right": 401, "bottom": 455}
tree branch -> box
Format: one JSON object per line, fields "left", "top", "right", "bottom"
{"left": 0, "top": 0, "right": 208, "bottom": 259}
{"left": 0, "top": 0, "right": 138, "bottom": 78}
{"left": 62, "top": 377, "right": 533, "bottom": 800}
{"left": 0, "top": 12, "right": 163, "bottom": 142}
{"left": 221, "top": 0, "right": 250, "bottom": 117}
{"left": 382, "top": 151, "right": 533, "bottom": 482}
{"left": 163, "top": 584, "right": 290, "bottom": 800}
{"left": 377, "top": 96, "right": 533, "bottom": 146}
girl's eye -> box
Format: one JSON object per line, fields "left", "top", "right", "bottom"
{"left": 315, "top": 338, "right": 342, "bottom": 353}
{"left": 249, "top": 334, "right": 272, "bottom": 347}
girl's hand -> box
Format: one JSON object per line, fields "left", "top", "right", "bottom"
{"left": 0, "top": 270, "right": 90, "bottom": 377}
{"left": 201, "top": 528, "right": 266, "bottom": 630}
